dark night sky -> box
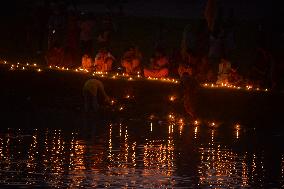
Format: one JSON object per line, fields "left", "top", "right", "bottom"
{"left": 0, "top": 0, "right": 279, "bottom": 20}
{"left": 77, "top": 0, "right": 276, "bottom": 20}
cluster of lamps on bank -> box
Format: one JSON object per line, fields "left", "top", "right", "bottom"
{"left": 1, "top": 60, "right": 270, "bottom": 92}
{"left": 2, "top": 60, "right": 247, "bottom": 140}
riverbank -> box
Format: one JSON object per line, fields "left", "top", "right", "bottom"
{"left": 1, "top": 63, "right": 283, "bottom": 131}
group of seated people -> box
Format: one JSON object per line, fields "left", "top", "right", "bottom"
{"left": 81, "top": 46, "right": 171, "bottom": 78}
{"left": 82, "top": 48, "right": 115, "bottom": 72}
{"left": 46, "top": 42, "right": 243, "bottom": 85}
{"left": 80, "top": 46, "right": 243, "bottom": 85}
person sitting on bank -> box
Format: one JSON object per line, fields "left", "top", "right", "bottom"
{"left": 121, "top": 46, "right": 142, "bottom": 75}
{"left": 45, "top": 42, "right": 64, "bottom": 67}
{"left": 177, "top": 49, "right": 197, "bottom": 78}
{"left": 83, "top": 78, "right": 111, "bottom": 112}
{"left": 216, "top": 57, "right": 233, "bottom": 85}
{"left": 81, "top": 54, "right": 93, "bottom": 71}
{"left": 144, "top": 48, "right": 169, "bottom": 78}
{"left": 94, "top": 48, "right": 115, "bottom": 72}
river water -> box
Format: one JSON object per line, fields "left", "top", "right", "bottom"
{"left": 0, "top": 116, "right": 283, "bottom": 188}
{"left": 0, "top": 68, "right": 283, "bottom": 188}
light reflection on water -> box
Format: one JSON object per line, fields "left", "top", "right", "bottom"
{"left": 0, "top": 121, "right": 283, "bottom": 188}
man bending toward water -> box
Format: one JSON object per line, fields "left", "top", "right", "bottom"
{"left": 83, "top": 78, "right": 111, "bottom": 112}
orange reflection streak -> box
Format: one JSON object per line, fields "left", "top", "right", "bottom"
{"left": 281, "top": 154, "right": 284, "bottom": 188}
{"left": 242, "top": 152, "right": 249, "bottom": 187}
{"left": 198, "top": 129, "right": 250, "bottom": 188}
{"left": 0, "top": 137, "right": 3, "bottom": 160}
{"left": 27, "top": 129, "right": 38, "bottom": 171}
{"left": 142, "top": 123, "right": 176, "bottom": 187}
{"left": 194, "top": 126, "right": 199, "bottom": 139}
{"left": 235, "top": 124, "right": 241, "bottom": 139}
{"left": 42, "top": 130, "right": 66, "bottom": 187}
{"left": 68, "top": 132, "right": 87, "bottom": 188}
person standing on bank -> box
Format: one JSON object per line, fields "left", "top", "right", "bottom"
{"left": 83, "top": 78, "right": 111, "bottom": 112}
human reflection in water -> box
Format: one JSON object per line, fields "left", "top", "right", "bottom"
{"left": 180, "top": 73, "right": 201, "bottom": 119}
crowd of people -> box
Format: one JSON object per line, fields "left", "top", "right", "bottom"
{"left": 40, "top": 2, "right": 278, "bottom": 90}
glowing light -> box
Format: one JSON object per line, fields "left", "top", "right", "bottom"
{"left": 169, "top": 95, "right": 176, "bottom": 102}
{"left": 119, "top": 106, "right": 124, "bottom": 111}
{"left": 194, "top": 126, "right": 198, "bottom": 139}
{"left": 194, "top": 120, "right": 199, "bottom": 125}
{"left": 149, "top": 114, "right": 155, "bottom": 120}
{"left": 235, "top": 124, "right": 241, "bottom": 139}
{"left": 168, "top": 113, "right": 175, "bottom": 121}
{"left": 150, "top": 122, "right": 153, "bottom": 132}
{"left": 0, "top": 60, "right": 272, "bottom": 92}
{"left": 37, "top": 69, "right": 41, "bottom": 72}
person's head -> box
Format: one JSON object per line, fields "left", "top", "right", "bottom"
{"left": 154, "top": 47, "right": 166, "bottom": 58}
{"left": 98, "top": 47, "right": 108, "bottom": 54}
{"left": 125, "top": 45, "right": 135, "bottom": 53}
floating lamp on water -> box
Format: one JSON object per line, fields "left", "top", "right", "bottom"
{"left": 235, "top": 124, "right": 241, "bottom": 139}
{"left": 194, "top": 120, "right": 200, "bottom": 125}
{"left": 169, "top": 95, "right": 176, "bottom": 102}
{"left": 208, "top": 121, "right": 218, "bottom": 128}
{"left": 110, "top": 99, "right": 115, "bottom": 105}
{"left": 168, "top": 113, "right": 175, "bottom": 121}
{"left": 149, "top": 114, "right": 155, "bottom": 120}
{"left": 178, "top": 118, "right": 185, "bottom": 127}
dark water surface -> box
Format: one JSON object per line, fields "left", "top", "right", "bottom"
{"left": 0, "top": 67, "right": 284, "bottom": 188}
{"left": 0, "top": 117, "right": 283, "bottom": 188}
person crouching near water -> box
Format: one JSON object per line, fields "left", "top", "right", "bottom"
{"left": 83, "top": 78, "right": 111, "bottom": 113}
{"left": 180, "top": 72, "right": 201, "bottom": 119}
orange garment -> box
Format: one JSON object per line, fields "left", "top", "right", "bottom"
{"left": 82, "top": 55, "right": 93, "bottom": 70}
{"left": 121, "top": 48, "right": 142, "bottom": 74}
{"left": 95, "top": 51, "right": 114, "bottom": 72}
{"left": 45, "top": 47, "right": 64, "bottom": 66}
{"left": 143, "top": 68, "right": 169, "bottom": 78}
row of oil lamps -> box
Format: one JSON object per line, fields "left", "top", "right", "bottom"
{"left": 1, "top": 60, "right": 269, "bottom": 92}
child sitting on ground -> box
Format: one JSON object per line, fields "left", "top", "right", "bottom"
{"left": 81, "top": 54, "right": 93, "bottom": 70}
{"left": 144, "top": 48, "right": 169, "bottom": 78}
{"left": 94, "top": 48, "right": 115, "bottom": 72}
